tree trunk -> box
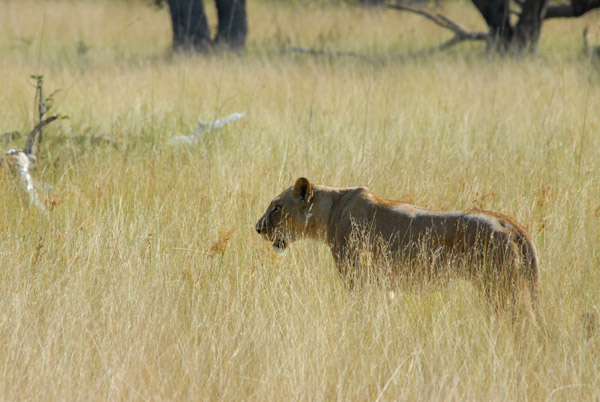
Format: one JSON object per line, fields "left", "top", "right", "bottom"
{"left": 166, "top": 0, "right": 211, "bottom": 52}
{"left": 215, "top": 0, "right": 248, "bottom": 51}
{"left": 514, "top": 0, "right": 548, "bottom": 52}
{"left": 471, "top": 0, "right": 548, "bottom": 53}
{"left": 470, "top": 0, "right": 514, "bottom": 51}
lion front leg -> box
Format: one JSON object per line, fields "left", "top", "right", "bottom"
{"left": 332, "top": 235, "right": 358, "bottom": 288}
{"left": 331, "top": 242, "right": 377, "bottom": 290}
{"left": 333, "top": 252, "right": 363, "bottom": 290}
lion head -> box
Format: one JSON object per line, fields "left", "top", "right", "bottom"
{"left": 255, "top": 177, "right": 314, "bottom": 254}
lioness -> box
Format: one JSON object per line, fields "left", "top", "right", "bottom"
{"left": 256, "top": 177, "right": 538, "bottom": 310}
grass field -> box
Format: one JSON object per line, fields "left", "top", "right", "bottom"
{"left": 1, "top": 0, "right": 600, "bottom": 400}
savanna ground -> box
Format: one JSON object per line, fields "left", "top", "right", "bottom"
{"left": 0, "top": 0, "right": 599, "bottom": 400}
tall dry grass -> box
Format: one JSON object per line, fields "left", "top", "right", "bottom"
{"left": 1, "top": 0, "right": 599, "bottom": 400}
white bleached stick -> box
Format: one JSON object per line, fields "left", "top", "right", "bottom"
{"left": 169, "top": 111, "right": 247, "bottom": 146}
{"left": 1, "top": 149, "right": 48, "bottom": 214}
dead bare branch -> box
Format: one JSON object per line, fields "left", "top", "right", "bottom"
{"left": 387, "top": 3, "right": 487, "bottom": 50}
{"left": 35, "top": 77, "right": 44, "bottom": 147}
{"left": 23, "top": 114, "right": 59, "bottom": 155}
{"left": 288, "top": 46, "right": 360, "bottom": 58}
{"left": 437, "top": 36, "right": 466, "bottom": 51}
{"left": 169, "top": 111, "right": 247, "bottom": 146}
{"left": 2, "top": 78, "right": 63, "bottom": 216}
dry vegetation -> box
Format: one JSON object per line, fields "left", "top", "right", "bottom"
{"left": 0, "top": 0, "right": 599, "bottom": 400}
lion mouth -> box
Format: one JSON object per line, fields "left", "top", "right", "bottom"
{"left": 272, "top": 238, "right": 288, "bottom": 255}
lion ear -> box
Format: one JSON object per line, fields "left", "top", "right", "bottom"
{"left": 293, "top": 177, "right": 313, "bottom": 203}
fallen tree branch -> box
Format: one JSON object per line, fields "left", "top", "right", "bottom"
{"left": 1, "top": 150, "right": 48, "bottom": 215}
{"left": 288, "top": 46, "right": 360, "bottom": 58}
{"left": 2, "top": 115, "right": 58, "bottom": 215}
{"left": 1, "top": 77, "right": 63, "bottom": 215}
{"left": 388, "top": 3, "right": 487, "bottom": 50}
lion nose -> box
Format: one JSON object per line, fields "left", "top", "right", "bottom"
{"left": 256, "top": 223, "right": 263, "bottom": 234}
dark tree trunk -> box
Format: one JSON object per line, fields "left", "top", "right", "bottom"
{"left": 166, "top": 0, "right": 211, "bottom": 52}
{"left": 471, "top": 0, "right": 513, "bottom": 51}
{"left": 215, "top": 0, "right": 248, "bottom": 51}
{"left": 514, "top": 0, "right": 548, "bottom": 52}
{"left": 470, "top": 0, "right": 548, "bottom": 52}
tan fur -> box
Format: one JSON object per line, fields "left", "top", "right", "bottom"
{"left": 256, "top": 177, "right": 539, "bottom": 311}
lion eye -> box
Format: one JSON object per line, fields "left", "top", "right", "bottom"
{"left": 272, "top": 206, "right": 281, "bottom": 215}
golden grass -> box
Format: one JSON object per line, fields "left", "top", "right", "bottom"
{"left": 1, "top": 0, "right": 600, "bottom": 400}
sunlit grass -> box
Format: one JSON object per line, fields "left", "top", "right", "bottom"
{"left": 0, "top": 0, "right": 599, "bottom": 400}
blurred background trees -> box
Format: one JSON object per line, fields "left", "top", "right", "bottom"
{"left": 389, "top": 0, "right": 599, "bottom": 53}
{"left": 156, "top": 0, "right": 597, "bottom": 55}
{"left": 161, "top": 0, "right": 247, "bottom": 52}
{"left": 471, "top": 0, "right": 600, "bottom": 52}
